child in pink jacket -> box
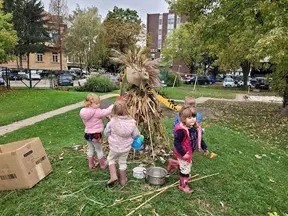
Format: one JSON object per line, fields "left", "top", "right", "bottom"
{"left": 104, "top": 100, "right": 140, "bottom": 186}
{"left": 80, "top": 94, "right": 113, "bottom": 170}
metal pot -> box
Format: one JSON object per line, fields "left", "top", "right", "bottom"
{"left": 64, "top": 145, "right": 82, "bottom": 151}
{"left": 144, "top": 167, "right": 167, "bottom": 186}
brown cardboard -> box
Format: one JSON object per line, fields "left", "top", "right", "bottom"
{"left": 0, "top": 137, "right": 52, "bottom": 191}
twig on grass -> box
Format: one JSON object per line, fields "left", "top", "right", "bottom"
{"left": 78, "top": 204, "right": 87, "bottom": 216}
{"left": 59, "top": 185, "right": 91, "bottom": 199}
{"left": 106, "top": 174, "right": 200, "bottom": 208}
{"left": 126, "top": 173, "right": 219, "bottom": 216}
{"left": 126, "top": 189, "right": 166, "bottom": 216}
{"left": 84, "top": 195, "right": 105, "bottom": 206}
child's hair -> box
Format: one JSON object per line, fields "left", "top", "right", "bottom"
{"left": 84, "top": 94, "right": 100, "bottom": 107}
{"left": 184, "top": 96, "right": 196, "bottom": 107}
{"left": 112, "top": 100, "right": 130, "bottom": 116}
{"left": 179, "top": 105, "right": 197, "bottom": 124}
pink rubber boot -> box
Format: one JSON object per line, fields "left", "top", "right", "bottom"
{"left": 178, "top": 176, "right": 193, "bottom": 193}
{"left": 98, "top": 157, "right": 108, "bottom": 169}
{"left": 88, "top": 156, "right": 95, "bottom": 169}
{"left": 167, "top": 158, "right": 179, "bottom": 175}
{"left": 107, "top": 164, "right": 118, "bottom": 185}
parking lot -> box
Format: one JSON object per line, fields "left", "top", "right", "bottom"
{"left": 7, "top": 79, "right": 81, "bottom": 88}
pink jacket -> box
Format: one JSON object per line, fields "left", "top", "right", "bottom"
{"left": 80, "top": 105, "right": 113, "bottom": 133}
{"left": 104, "top": 116, "right": 140, "bottom": 153}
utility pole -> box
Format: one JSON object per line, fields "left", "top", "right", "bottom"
{"left": 57, "top": 4, "right": 63, "bottom": 72}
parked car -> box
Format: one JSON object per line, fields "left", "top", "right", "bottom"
{"left": 255, "top": 78, "right": 270, "bottom": 90}
{"left": 223, "top": 78, "right": 236, "bottom": 87}
{"left": 0, "top": 74, "right": 4, "bottom": 85}
{"left": 78, "top": 78, "right": 87, "bottom": 87}
{"left": 192, "top": 76, "right": 210, "bottom": 85}
{"left": 207, "top": 76, "right": 215, "bottom": 84}
{"left": 25, "top": 72, "right": 41, "bottom": 80}
{"left": 185, "top": 76, "right": 196, "bottom": 84}
{"left": 215, "top": 75, "right": 223, "bottom": 82}
{"left": 9, "top": 73, "right": 22, "bottom": 80}
{"left": 55, "top": 73, "right": 74, "bottom": 86}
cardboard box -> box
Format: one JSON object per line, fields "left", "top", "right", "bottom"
{"left": 0, "top": 137, "right": 52, "bottom": 191}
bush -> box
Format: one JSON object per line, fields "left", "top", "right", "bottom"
{"left": 167, "top": 74, "right": 181, "bottom": 87}
{"left": 79, "top": 75, "right": 117, "bottom": 93}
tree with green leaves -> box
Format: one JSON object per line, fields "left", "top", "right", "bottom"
{"left": 162, "top": 23, "right": 206, "bottom": 74}
{"left": 49, "top": 0, "right": 68, "bottom": 71}
{"left": 3, "top": 0, "right": 49, "bottom": 70}
{"left": 172, "top": 0, "right": 288, "bottom": 114}
{"left": 0, "top": 0, "right": 17, "bottom": 64}
{"left": 66, "top": 6, "right": 103, "bottom": 72}
{"left": 103, "top": 6, "right": 142, "bottom": 52}
{"left": 171, "top": 0, "right": 269, "bottom": 87}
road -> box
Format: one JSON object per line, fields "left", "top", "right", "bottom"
{"left": 7, "top": 79, "right": 81, "bottom": 88}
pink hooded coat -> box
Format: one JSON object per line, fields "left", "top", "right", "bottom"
{"left": 104, "top": 116, "right": 140, "bottom": 153}
{"left": 80, "top": 105, "right": 113, "bottom": 133}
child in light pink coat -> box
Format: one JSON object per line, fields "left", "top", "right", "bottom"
{"left": 104, "top": 100, "right": 140, "bottom": 186}
{"left": 80, "top": 94, "right": 113, "bottom": 170}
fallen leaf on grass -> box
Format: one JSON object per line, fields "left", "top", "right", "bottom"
{"left": 220, "top": 201, "right": 225, "bottom": 208}
{"left": 255, "top": 154, "right": 262, "bottom": 159}
{"left": 210, "top": 153, "right": 217, "bottom": 158}
{"left": 68, "top": 171, "right": 72, "bottom": 174}
{"left": 269, "top": 178, "right": 275, "bottom": 183}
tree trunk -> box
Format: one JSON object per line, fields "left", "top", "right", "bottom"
{"left": 240, "top": 60, "right": 251, "bottom": 89}
{"left": 282, "top": 76, "right": 288, "bottom": 117}
{"left": 27, "top": 53, "right": 30, "bottom": 70}
{"left": 19, "top": 55, "right": 23, "bottom": 70}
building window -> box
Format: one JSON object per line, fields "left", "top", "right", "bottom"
{"left": 158, "top": 29, "right": 162, "bottom": 36}
{"left": 168, "top": 14, "right": 175, "bottom": 30}
{"left": 36, "top": 53, "right": 43, "bottom": 62}
{"left": 158, "top": 39, "right": 162, "bottom": 50}
{"left": 48, "top": 30, "right": 58, "bottom": 43}
{"left": 52, "top": 52, "right": 58, "bottom": 63}
{"left": 159, "top": 15, "right": 163, "bottom": 25}
{"left": 159, "top": 14, "right": 163, "bottom": 30}
{"left": 22, "top": 55, "right": 27, "bottom": 61}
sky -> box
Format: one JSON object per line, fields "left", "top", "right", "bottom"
{"left": 42, "top": 0, "right": 169, "bottom": 23}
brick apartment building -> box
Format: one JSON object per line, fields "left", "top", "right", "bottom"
{"left": 147, "top": 9, "right": 189, "bottom": 73}
{"left": 0, "top": 12, "right": 68, "bottom": 71}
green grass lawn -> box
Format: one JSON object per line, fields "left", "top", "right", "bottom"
{"left": 0, "top": 90, "right": 108, "bottom": 126}
{"left": 0, "top": 103, "right": 287, "bottom": 215}
{"left": 156, "top": 85, "right": 278, "bottom": 100}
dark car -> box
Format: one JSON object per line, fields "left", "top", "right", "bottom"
{"left": 193, "top": 76, "right": 210, "bottom": 85}
{"left": 255, "top": 78, "right": 270, "bottom": 90}
{"left": 207, "top": 76, "right": 215, "bottom": 84}
{"left": 9, "top": 73, "right": 22, "bottom": 80}
{"left": 56, "top": 74, "right": 74, "bottom": 86}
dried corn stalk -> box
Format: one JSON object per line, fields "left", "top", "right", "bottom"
{"left": 111, "top": 47, "right": 168, "bottom": 156}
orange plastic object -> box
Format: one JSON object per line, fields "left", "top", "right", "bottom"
{"left": 210, "top": 153, "right": 217, "bottom": 158}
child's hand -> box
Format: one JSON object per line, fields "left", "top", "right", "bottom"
{"left": 183, "top": 153, "right": 190, "bottom": 160}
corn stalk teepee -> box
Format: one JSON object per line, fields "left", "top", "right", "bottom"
{"left": 111, "top": 46, "right": 168, "bottom": 158}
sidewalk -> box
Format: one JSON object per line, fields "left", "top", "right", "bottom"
{"left": 173, "top": 94, "right": 247, "bottom": 104}
{"left": 0, "top": 94, "right": 119, "bottom": 136}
